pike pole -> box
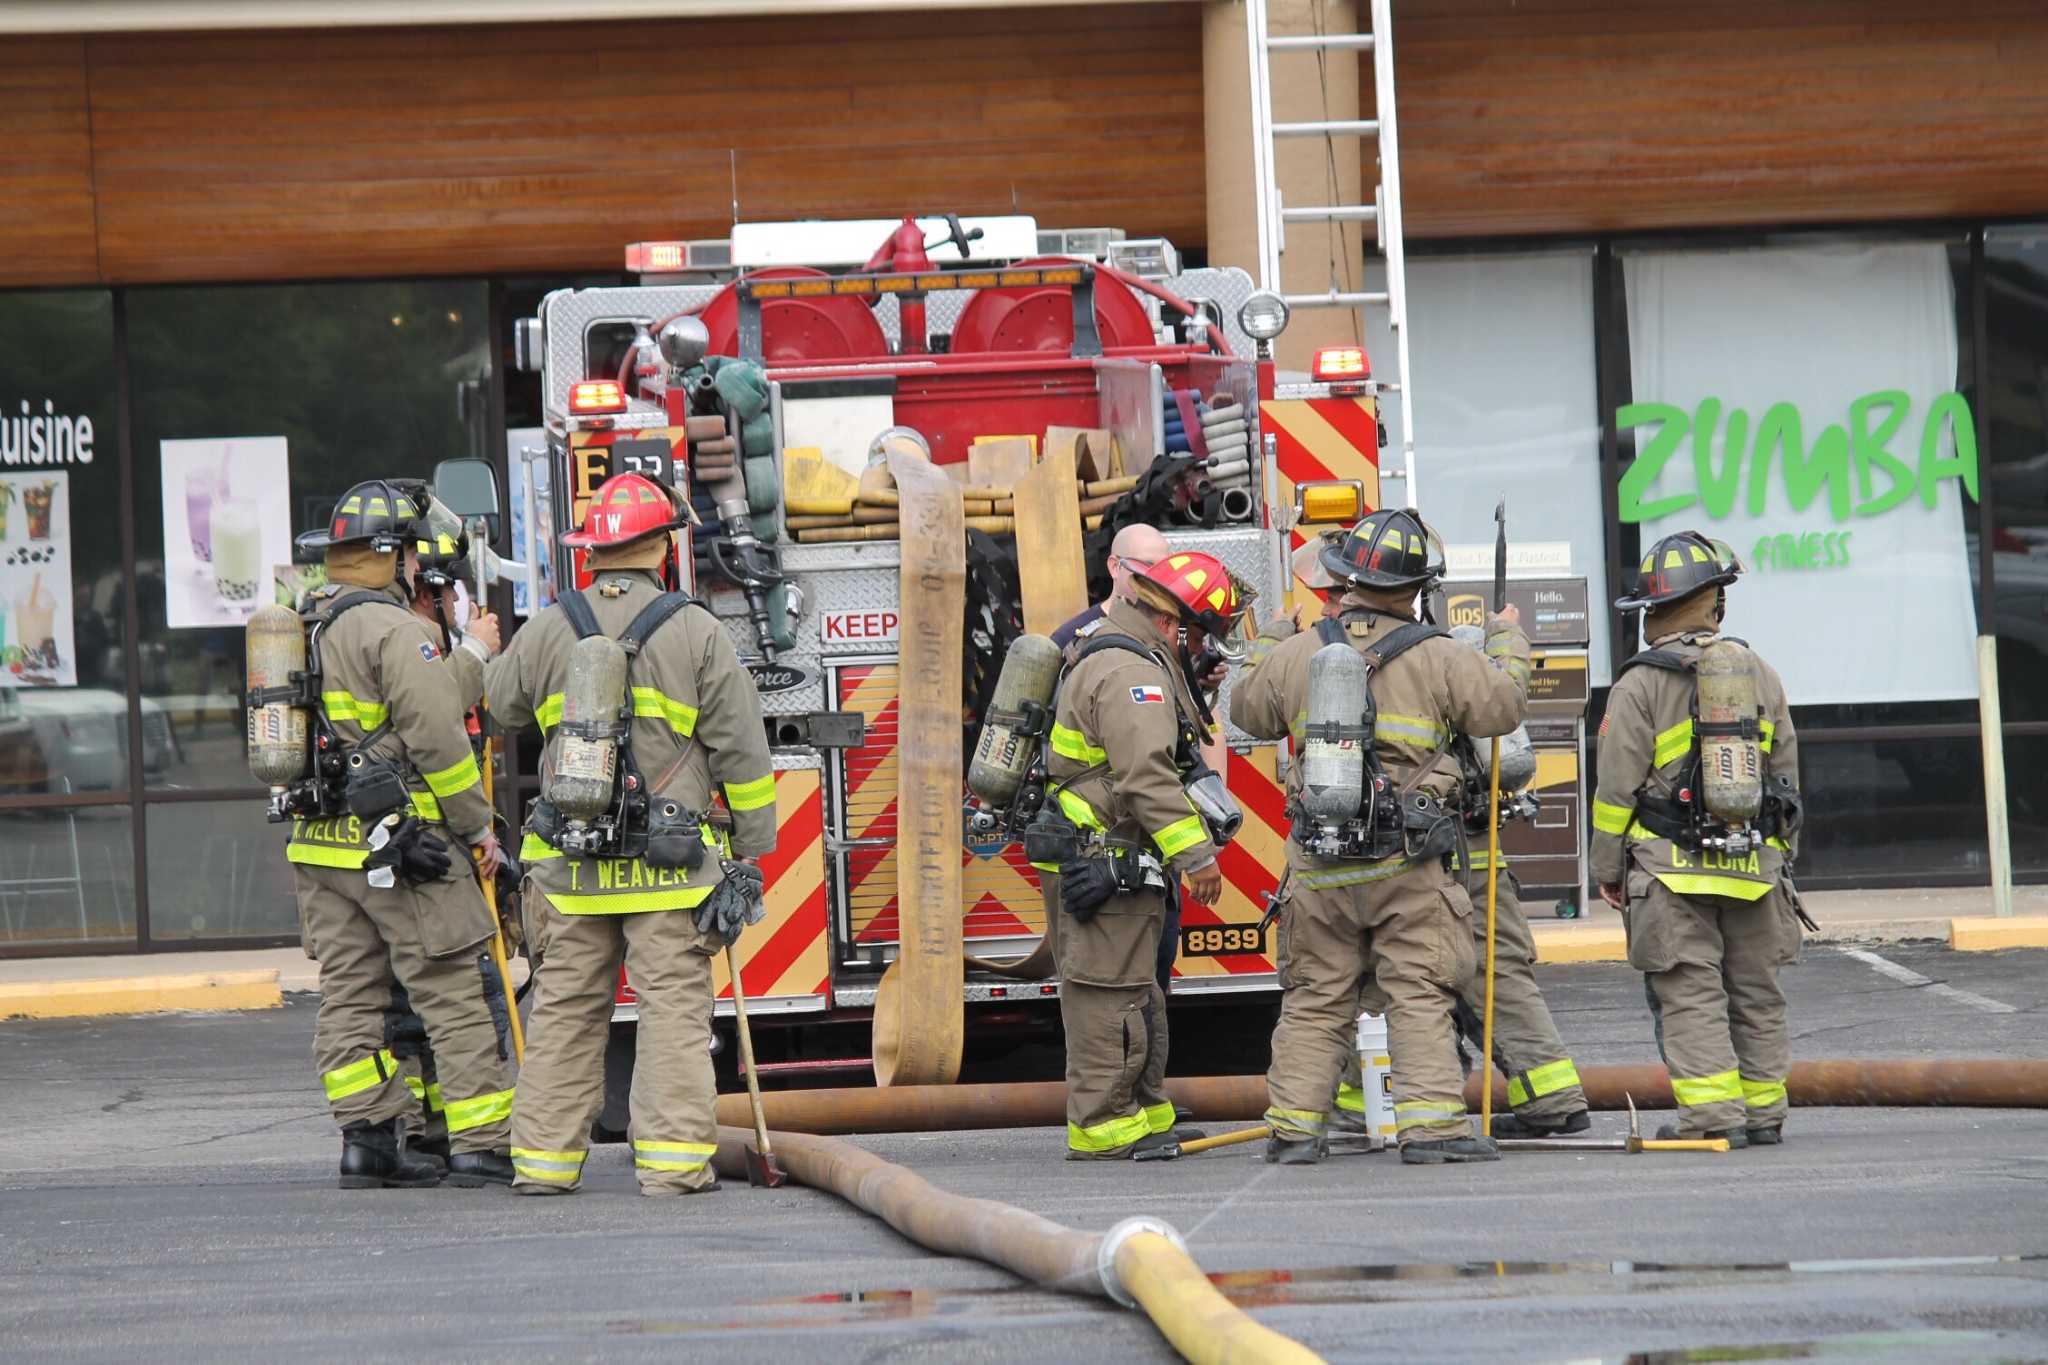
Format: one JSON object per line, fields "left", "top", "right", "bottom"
{"left": 474, "top": 519, "right": 525, "bottom": 1065}
{"left": 1480, "top": 498, "right": 1506, "bottom": 1138}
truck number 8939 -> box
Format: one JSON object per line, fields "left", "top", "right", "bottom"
{"left": 1178, "top": 925, "right": 1266, "bottom": 957}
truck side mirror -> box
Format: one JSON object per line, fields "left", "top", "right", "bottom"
{"left": 434, "top": 458, "right": 500, "bottom": 543}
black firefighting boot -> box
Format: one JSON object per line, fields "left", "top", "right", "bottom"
{"left": 1400, "top": 1135, "right": 1501, "bottom": 1165}
{"left": 1745, "top": 1125, "right": 1783, "bottom": 1146}
{"left": 1486, "top": 1109, "right": 1591, "bottom": 1139}
{"left": 339, "top": 1119, "right": 442, "bottom": 1189}
{"left": 1264, "top": 1133, "right": 1327, "bottom": 1166}
{"left": 402, "top": 1134, "right": 450, "bottom": 1176}
{"left": 1655, "top": 1123, "right": 1750, "bottom": 1149}
{"left": 444, "top": 1149, "right": 517, "bottom": 1187}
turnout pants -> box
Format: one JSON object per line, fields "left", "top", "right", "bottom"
{"left": 1051, "top": 874, "right": 1173, "bottom": 1158}
{"left": 295, "top": 864, "right": 511, "bottom": 1152}
{"left": 1268, "top": 859, "right": 1475, "bottom": 1146}
{"left": 510, "top": 888, "right": 720, "bottom": 1195}
{"left": 1453, "top": 857, "right": 1587, "bottom": 1122}
{"left": 1624, "top": 870, "right": 1800, "bottom": 1134}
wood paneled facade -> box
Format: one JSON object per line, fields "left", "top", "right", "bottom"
{"left": 3, "top": 0, "right": 2047, "bottom": 287}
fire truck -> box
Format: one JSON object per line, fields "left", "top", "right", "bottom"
{"left": 510, "top": 214, "right": 1384, "bottom": 1117}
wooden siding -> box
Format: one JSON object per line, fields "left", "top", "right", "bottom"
{"left": 1395, "top": 0, "right": 2048, "bottom": 238}
{"left": 2, "top": 5, "right": 1206, "bottom": 286}
{"left": 3, "top": 1, "right": 2047, "bottom": 286}
{"left": 0, "top": 35, "right": 99, "bottom": 283}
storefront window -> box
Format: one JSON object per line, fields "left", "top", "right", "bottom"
{"left": 0, "top": 290, "right": 132, "bottom": 796}
{"left": 1794, "top": 736, "right": 1990, "bottom": 882}
{"left": 1618, "top": 239, "right": 1978, "bottom": 705}
{"left": 0, "top": 806, "right": 136, "bottom": 946}
{"left": 145, "top": 801, "right": 298, "bottom": 940}
{"left": 1366, "top": 252, "right": 1610, "bottom": 679}
{"left": 1982, "top": 227, "right": 2048, "bottom": 873}
{"left": 125, "top": 281, "right": 492, "bottom": 792}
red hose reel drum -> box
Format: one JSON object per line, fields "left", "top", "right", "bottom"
{"left": 949, "top": 258, "right": 1155, "bottom": 354}
{"left": 699, "top": 267, "right": 891, "bottom": 363}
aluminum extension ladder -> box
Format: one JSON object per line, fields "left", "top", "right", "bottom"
{"left": 1244, "top": 0, "right": 1418, "bottom": 508}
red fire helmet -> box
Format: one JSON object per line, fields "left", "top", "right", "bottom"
{"left": 561, "top": 473, "right": 683, "bottom": 548}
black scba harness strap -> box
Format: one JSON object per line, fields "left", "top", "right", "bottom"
{"left": 541, "top": 586, "right": 707, "bottom": 866}
{"left": 558, "top": 586, "right": 697, "bottom": 652}
{"left": 1298, "top": 612, "right": 1459, "bottom": 862}
{"left": 265, "top": 591, "right": 409, "bottom": 819}
{"left": 1615, "top": 633, "right": 1798, "bottom": 850}
{"left": 1065, "top": 628, "right": 1208, "bottom": 775}
{"left": 1031, "top": 628, "right": 1192, "bottom": 917}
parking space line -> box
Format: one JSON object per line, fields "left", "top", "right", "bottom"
{"left": 1838, "top": 948, "right": 2019, "bottom": 1015}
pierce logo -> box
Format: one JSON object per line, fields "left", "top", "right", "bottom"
{"left": 746, "top": 662, "right": 809, "bottom": 693}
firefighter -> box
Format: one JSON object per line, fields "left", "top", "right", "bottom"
{"left": 1050, "top": 522, "right": 1224, "bottom": 1004}
{"left": 1043, "top": 551, "right": 1246, "bottom": 1159}
{"left": 1594, "top": 531, "right": 1802, "bottom": 1146}
{"left": 1050, "top": 522, "right": 1170, "bottom": 649}
{"left": 387, "top": 526, "right": 506, "bottom": 1165}
{"left": 1231, "top": 509, "right": 1529, "bottom": 1165}
{"left": 485, "top": 473, "right": 775, "bottom": 1196}
{"left": 1446, "top": 810, "right": 1590, "bottom": 1137}
{"left": 286, "top": 479, "right": 514, "bottom": 1189}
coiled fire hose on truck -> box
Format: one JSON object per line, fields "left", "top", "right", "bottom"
{"left": 709, "top": 1124, "right": 1325, "bottom": 1365}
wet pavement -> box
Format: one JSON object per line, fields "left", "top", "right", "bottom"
{"left": 2, "top": 943, "right": 2044, "bottom": 1363}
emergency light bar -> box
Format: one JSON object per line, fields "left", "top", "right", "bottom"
{"left": 740, "top": 264, "right": 1089, "bottom": 301}
{"left": 624, "top": 239, "right": 731, "bottom": 274}
{"left": 1312, "top": 346, "right": 1369, "bottom": 383}
{"left": 1295, "top": 480, "right": 1366, "bottom": 525}
{"left": 568, "top": 380, "right": 627, "bottom": 415}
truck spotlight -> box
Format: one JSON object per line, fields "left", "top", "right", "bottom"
{"left": 659, "top": 316, "right": 710, "bottom": 371}
{"left": 1239, "top": 291, "right": 1290, "bottom": 342}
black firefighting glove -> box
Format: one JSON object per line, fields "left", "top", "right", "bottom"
{"left": 365, "top": 815, "right": 453, "bottom": 886}
{"left": 694, "top": 860, "right": 765, "bottom": 947}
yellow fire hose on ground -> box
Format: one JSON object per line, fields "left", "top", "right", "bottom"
{"left": 709, "top": 1123, "right": 1324, "bottom": 1365}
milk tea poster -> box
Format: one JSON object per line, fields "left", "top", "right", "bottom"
{"left": 0, "top": 470, "right": 76, "bottom": 686}
{"left": 160, "top": 437, "right": 293, "bottom": 630}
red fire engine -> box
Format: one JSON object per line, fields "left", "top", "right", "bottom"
{"left": 511, "top": 215, "right": 1383, "bottom": 1125}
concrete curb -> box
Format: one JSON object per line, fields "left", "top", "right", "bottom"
{"left": 1950, "top": 915, "right": 2048, "bottom": 952}
{"left": 0, "top": 970, "right": 283, "bottom": 1020}
{"left": 1530, "top": 916, "right": 1982, "bottom": 964}
{"left": 1530, "top": 924, "right": 1628, "bottom": 963}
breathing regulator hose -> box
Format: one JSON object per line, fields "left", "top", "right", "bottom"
{"left": 710, "top": 1125, "right": 1325, "bottom": 1365}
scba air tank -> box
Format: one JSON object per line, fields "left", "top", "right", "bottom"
{"left": 1696, "top": 638, "right": 1764, "bottom": 823}
{"left": 549, "top": 634, "right": 629, "bottom": 821}
{"left": 968, "top": 633, "right": 1063, "bottom": 807}
{"left": 1300, "top": 641, "right": 1369, "bottom": 822}
{"left": 245, "top": 604, "right": 309, "bottom": 787}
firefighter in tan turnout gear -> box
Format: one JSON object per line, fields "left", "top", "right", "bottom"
{"left": 1039, "top": 551, "right": 1248, "bottom": 1160}
{"left": 282, "top": 480, "right": 515, "bottom": 1189}
{"left": 386, "top": 525, "right": 506, "bottom": 1167}
{"left": 1232, "top": 509, "right": 1529, "bottom": 1165}
{"left": 1594, "top": 531, "right": 1803, "bottom": 1147}
{"left": 485, "top": 473, "right": 776, "bottom": 1196}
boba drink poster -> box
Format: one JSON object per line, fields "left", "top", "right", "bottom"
{"left": 0, "top": 471, "right": 77, "bottom": 686}
{"left": 159, "top": 437, "right": 293, "bottom": 630}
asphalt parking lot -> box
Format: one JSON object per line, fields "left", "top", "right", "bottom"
{"left": 3, "top": 943, "right": 2044, "bottom": 1364}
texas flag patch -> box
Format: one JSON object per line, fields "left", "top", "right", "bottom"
{"left": 419, "top": 641, "right": 440, "bottom": 662}
{"left": 1130, "top": 684, "right": 1166, "bottom": 705}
